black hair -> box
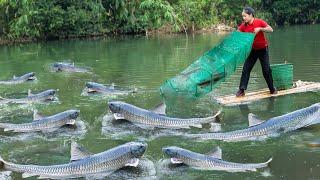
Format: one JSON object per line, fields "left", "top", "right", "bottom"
{"left": 243, "top": 7, "right": 255, "bottom": 17}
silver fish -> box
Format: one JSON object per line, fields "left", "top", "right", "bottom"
{"left": 163, "top": 146, "right": 272, "bottom": 172}
{"left": 0, "top": 89, "right": 56, "bottom": 104}
{"left": 52, "top": 62, "right": 89, "bottom": 73}
{"left": 0, "top": 109, "right": 79, "bottom": 133}
{"left": 187, "top": 102, "right": 320, "bottom": 142}
{"left": 0, "top": 141, "right": 147, "bottom": 179}
{"left": 108, "top": 101, "right": 221, "bottom": 130}
{"left": 0, "top": 72, "right": 36, "bottom": 85}
{"left": 86, "top": 82, "right": 134, "bottom": 95}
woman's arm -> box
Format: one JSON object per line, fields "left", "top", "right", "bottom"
{"left": 254, "top": 25, "right": 273, "bottom": 33}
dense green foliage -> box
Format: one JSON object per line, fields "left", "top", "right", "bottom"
{"left": 0, "top": 0, "right": 319, "bottom": 40}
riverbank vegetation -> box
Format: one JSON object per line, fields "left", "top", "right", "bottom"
{"left": 0, "top": 0, "right": 319, "bottom": 43}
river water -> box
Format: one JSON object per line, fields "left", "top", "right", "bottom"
{"left": 0, "top": 24, "right": 319, "bottom": 179}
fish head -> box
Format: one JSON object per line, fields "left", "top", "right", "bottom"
{"left": 67, "top": 109, "right": 80, "bottom": 119}
{"left": 25, "top": 72, "right": 36, "bottom": 81}
{"left": 53, "top": 63, "right": 63, "bottom": 71}
{"left": 86, "top": 82, "right": 99, "bottom": 92}
{"left": 162, "top": 146, "right": 183, "bottom": 158}
{"left": 43, "top": 89, "right": 56, "bottom": 100}
{"left": 86, "top": 82, "right": 96, "bottom": 89}
{"left": 127, "top": 142, "right": 148, "bottom": 158}
{"left": 108, "top": 101, "right": 124, "bottom": 113}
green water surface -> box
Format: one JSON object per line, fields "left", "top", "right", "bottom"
{"left": 0, "top": 24, "right": 319, "bottom": 179}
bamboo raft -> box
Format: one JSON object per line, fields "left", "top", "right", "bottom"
{"left": 215, "top": 80, "right": 320, "bottom": 106}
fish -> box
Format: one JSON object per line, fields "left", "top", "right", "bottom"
{"left": 162, "top": 146, "right": 272, "bottom": 172}
{"left": 52, "top": 62, "right": 90, "bottom": 73}
{"left": 0, "top": 109, "right": 79, "bottom": 133}
{"left": 186, "top": 102, "right": 320, "bottom": 142}
{"left": 0, "top": 141, "right": 147, "bottom": 179}
{"left": 85, "top": 82, "right": 135, "bottom": 95}
{"left": 108, "top": 101, "right": 221, "bottom": 130}
{"left": 0, "top": 89, "right": 56, "bottom": 104}
{"left": 0, "top": 72, "right": 36, "bottom": 85}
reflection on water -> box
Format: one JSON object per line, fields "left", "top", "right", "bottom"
{"left": 0, "top": 25, "right": 319, "bottom": 179}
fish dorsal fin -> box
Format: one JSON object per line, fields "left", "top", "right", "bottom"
{"left": 70, "top": 142, "right": 93, "bottom": 162}
{"left": 150, "top": 102, "right": 166, "bottom": 115}
{"left": 206, "top": 146, "right": 222, "bottom": 159}
{"left": 33, "top": 110, "right": 45, "bottom": 121}
{"left": 72, "top": 62, "right": 75, "bottom": 67}
{"left": 0, "top": 96, "right": 4, "bottom": 100}
{"left": 28, "top": 89, "right": 33, "bottom": 96}
{"left": 110, "top": 83, "right": 115, "bottom": 90}
{"left": 13, "top": 75, "right": 17, "bottom": 79}
{"left": 248, "top": 113, "right": 264, "bottom": 127}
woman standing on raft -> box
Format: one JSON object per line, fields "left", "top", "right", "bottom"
{"left": 236, "top": 7, "right": 277, "bottom": 97}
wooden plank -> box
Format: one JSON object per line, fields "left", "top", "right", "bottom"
{"left": 215, "top": 81, "right": 320, "bottom": 106}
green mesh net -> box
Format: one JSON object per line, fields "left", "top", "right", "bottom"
{"left": 160, "top": 31, "right": 255, "bottom": 97}
{"left": 271, "top": 63, "right": 293, "bottom": 90}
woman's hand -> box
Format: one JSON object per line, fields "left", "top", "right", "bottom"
{"left": 253, "top": 27, "right": 262, "bottom": 34}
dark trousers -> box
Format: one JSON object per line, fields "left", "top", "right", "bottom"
{"left": 239, "top": 47, "right": 275, "bottom": 91}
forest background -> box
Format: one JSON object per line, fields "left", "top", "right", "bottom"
{"left": 0, "top": 0, "right": 319, "bottom": 43}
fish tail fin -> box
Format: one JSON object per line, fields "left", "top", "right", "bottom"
{"left": 196, "top": 110, "right": 221, "bottom": 130}
{"left": 0, "top": 156, "right": 5, "bottom": 169}
{"left": 0, "top": 97, "right": 10, "bottom": 103}
{"left": 0, "top": 96, "right": 6, "bottom": 101}
{"left": 261, "top": 157, "right": 273, "bottom": 168}
{"left": 214, "top": 109, "right": 223, "bottom": 122}
{"left": 214, "top": 109, "right": 222, "bottom": 118}
{"left": 203, "top": 109, "right": 222, "bottom": 123}
{"left": 0, "top": 123, "right": 7, "bottom": 130}
{"left": 0, "top": 123, "right": 12, "bottom": 131}
{"left": 265, "top": 157, "right": 273, "bottom": 165}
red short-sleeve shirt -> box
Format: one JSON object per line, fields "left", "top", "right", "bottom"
{"left": 239, "top": 18, "right": 269, "bottom": 49}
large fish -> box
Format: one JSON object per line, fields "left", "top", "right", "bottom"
{"left": 0, "top": 109, "right": 79, "bottom": 133}
{"left": 0, "top": 89, "right": 56, "bottom": 104}
{"left": 0, "top": 72, "right": 36, "bottom": 85}
{"left": 186, "top": 102, "right": 320, "bottom": 142}
{"left": 162, "top": 146, "right": 272, "bottom": 172}
{"left": 85, "top": 82, "right": 134, "bottom": 95}
{"left": 52, "top": 62, "right": 90, "bottom": 73}
{"left": 108, "top": 101, "right": 221, "bottom": 130}
{"left": 0, "top": 141, "right": 147, "bottom": 179}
